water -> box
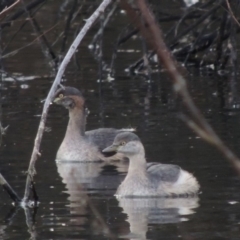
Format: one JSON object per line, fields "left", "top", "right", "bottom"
{"left": 1, "top": 1, "right": 240, "bottom": 239}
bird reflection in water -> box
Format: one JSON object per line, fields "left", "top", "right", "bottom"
{"left": 56, "top": 160, "right": 199, "bottom": 238}
{"left": 117, "top": 197, "right": 199, "bottom": 239}
{"left": 56, "top": 160, "right": 128, "bottom": 232}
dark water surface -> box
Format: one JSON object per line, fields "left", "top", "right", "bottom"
{"left": 1, "top": 1, "right": 240, "bottom": 240}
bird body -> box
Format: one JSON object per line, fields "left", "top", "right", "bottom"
{"left": 53, "top": 86, "right": 134, "bottom": 161}
{"left": 57, "top": 127, "right": 133, "bottom": 161}
{"left": 103, "top": 132, "right": 200, "bottom": 197}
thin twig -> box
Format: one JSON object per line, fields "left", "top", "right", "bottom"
{"left": 21, "top": 0, "right": 58, "bottom": 69}
{"left": 170, "top": 0, "right": 224, "bottom": 49}
{"left": 1, "top": 22, "right": 59, "bottom": 59}
{"left": 51, "top": 3, "right": 84, "bottom": 47}
{"left": 4, "top": 207, "right": 20, "bottom": 225}
{"left": 214, "top": 11, "right": 228, "bottom": 68}
{"left": 0, "top": 0, "right": 20, "bottom": 20}
{"left": 225, "top": 0, "right": 240, "bottom": 27}
{"left": 23, "top": 0, "right": 112, "bottom": 204}
{"left": 0, "top": 173, "right": 21, "bottom": 204}
{"left": 0, "top": 0, "right": 47, "bottom": 30}
{"left": 60, "top": 0, "right": 78, "bottom": 54}
{"left": 2, "top": 2, "right": 44, "bottom": 54}
{"left": 0, "top": 123, "right": 9, "bottom": 147}
{"left": 91, "top": 1, "right": 117, "bottom": 46}
{"left": 174, "top": 0, "right": 217, "bottom": 36}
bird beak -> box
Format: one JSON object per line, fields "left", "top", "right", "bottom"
{"left": 53, "top": 97, "right": 61, "bottom": 104}
{"left": 102, "top": 144, "right": 119, "bottom": 153}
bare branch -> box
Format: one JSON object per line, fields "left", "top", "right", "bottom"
{"left": 121, "top": 0, "right": 240, "bottom": 174}
{"left": 1, "top": 22, "right": 59, "bottom": 59}
{"left": 0, "top": 0, "right": 47, "bottom": 30}
{"left": 22, "top": 0, "right": 112, "bottom": 204}
{"left": 21, "top": 0, "right": 58, "bottom": 69}
{"left": 226, "top": 0, "right": 240, "bottom": 28}
{"left": 0, "top": 0, "right": 20, "bottom": 20}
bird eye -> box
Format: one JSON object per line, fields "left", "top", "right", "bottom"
{"left": 120, "top": 141, "right": 126, "bottom": 146}
{"left": 59, "top": 93, "right": 64, "bottom": 98}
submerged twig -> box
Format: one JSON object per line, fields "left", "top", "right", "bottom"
{"left": 4, "top": 207, "right": 21, "bottom": 225}
{"left": 0, "top": 173, "right": 21, "bottom": 204}
{"left": 23, "top": 0, "right": 113, "bottom": 204}
{"left": 24, "top": 207, "right": 38, "bottom": 240}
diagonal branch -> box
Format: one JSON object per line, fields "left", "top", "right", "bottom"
{"left": 121, "top": 0, "right": 240, "bottom": 174}
{"left": 225, "top": 0, "right": 240, "bottom": 28}
{"left": 22, "top": 0, "right": 112, "bottom": 204}
{"left": 0, "top": 0, "right": 47, "bottom": 30}
{"left": 0, "top": 173, "right": 21, "bottom": 204}
{"left": 0, "top": 0, "right": 20, "bottom": 20}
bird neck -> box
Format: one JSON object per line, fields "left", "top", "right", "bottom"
{"left": 65, "top": 107, "right": 86, "bottom": 139}
{"left": 128, "top": 151, "right": 147, "bottom": 176}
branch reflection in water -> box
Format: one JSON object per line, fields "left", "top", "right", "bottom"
{"left": 56, "top": 160, "right": 127, "bottom": 234}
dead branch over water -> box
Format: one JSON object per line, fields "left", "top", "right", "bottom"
{"left": 0, "top": 0, "right": 114, "bottom": 220}
{"left": 121, "top": 0, "right": 240, "bottom": 174}
{"left": 0, "top": 1, "right": 115, "bottom": 237}
{"left": 23, "top": 0, "right": 113, "bottom": 204}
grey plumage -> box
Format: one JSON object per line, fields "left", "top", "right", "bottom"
{"left": 146, "top": 162, "right": 180, "bottom": 183}
{"left": 113, "top": 131, "right": 141, "bottom": 144}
